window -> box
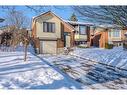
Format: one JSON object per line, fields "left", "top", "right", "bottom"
{"left": 43, "top": 22, "right": 55, "bottom": 32}
{"left": 112, "top": 29, "right": 120, "bottom": 37}
{"left": 79, "top": 26, "right": 87, "bottom": 35}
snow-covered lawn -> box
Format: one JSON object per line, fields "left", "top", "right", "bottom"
{"left": 0, "top": 46, "right": 83, "bottom": 89}
{"left": 1, "top": 45, "right": 127, "bottom": 89}
{"left": 41, "top": 47, "right": 127, "bottom": 89}
{"left": 71, "top": 46, "right": 127, "bottom": 70}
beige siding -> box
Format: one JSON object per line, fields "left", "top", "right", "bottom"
{"left": 36, "top": 13, "right": 61, "bottom": 39}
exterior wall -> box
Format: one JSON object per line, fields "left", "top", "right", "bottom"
{"left": 57, "top": 38, "right": 64, "bottom": 48}
{"left": 99, "top": 30, "right": 108, "bottom": 48}
{"left": 90, "top": 27, "right": 108, "bottom": 48}
{"left": 32, "top": 20, "right": 36, "bottom": 38}
{"left": 36, "top": 13, "right": 61, "bottom": 39}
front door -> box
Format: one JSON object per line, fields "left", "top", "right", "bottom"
{"left": 65, "top": 35, "right": 71, "bottom": 47}
{"left": 64, "top": 32, "right": 71, "bottom": 47}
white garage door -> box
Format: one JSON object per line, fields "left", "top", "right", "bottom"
{"left": 40, "top": 41, "right": 57, "bottom": 54}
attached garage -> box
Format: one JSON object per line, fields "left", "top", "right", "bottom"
{"left": 40, "top": 40, "right": 57, "bottom": 54}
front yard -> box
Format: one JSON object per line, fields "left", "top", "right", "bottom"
{"left": 0, "top": 45, "right": 127, "bottom": 89}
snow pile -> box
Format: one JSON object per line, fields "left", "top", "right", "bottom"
{"left": 0, "top": 52, "right": 82, "bottom": 89}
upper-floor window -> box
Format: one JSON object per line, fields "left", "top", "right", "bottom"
{"left": 112, "top": 29, "right": 120, "bottom": 37}
{"left": 79, "top": 26, "right": 87, "bottom": 35}
{"left": 43, "top": 22, "right": 55, "bottom": 33}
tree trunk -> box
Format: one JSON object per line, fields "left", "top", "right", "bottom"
{"left": 24, "top": 45, "right": 27, "bottom": 61}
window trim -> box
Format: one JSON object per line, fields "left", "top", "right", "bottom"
{"left": 43, "top": 22, "right": 55, "bottom": 33}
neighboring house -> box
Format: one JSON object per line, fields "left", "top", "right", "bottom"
{"left": 108, "top": 28, "right": 127, "bottom": 46}
{"left": 32, "top": 11, "right": 75, "bottom": 54}
{"left": 90, "top": 25, "right": 127, "bottom": 48}
{"left": 65, "top": 20, "right": 93, "bottom": 45}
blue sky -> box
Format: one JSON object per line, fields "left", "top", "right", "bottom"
{"left": 0, "top": 6, "right": 77, "bottom": 28}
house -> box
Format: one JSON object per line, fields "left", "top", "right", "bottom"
{"left": 31, "top": 11, "right": 75, "bottom": 54}
{"left": 90, "top": 25, "right": 127, "bottom": 48}
{"left": 65, "top": 20, "right": 93, "bottom": 45}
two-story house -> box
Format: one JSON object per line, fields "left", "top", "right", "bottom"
{"left": 32, "top": 11, "right": 75, "bottom": 54}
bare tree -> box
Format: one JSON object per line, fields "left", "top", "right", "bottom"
{"left": 18, "top": 29, "right": 30, "bottom": 61}
{"left": 4, "top": 7, "right": 29, "bottom": 29}
{"left": 73, "top": 6, "right": 127, "bottom": 28}
{"left": 10, "top": 28, "right": 29, "bottom": 61}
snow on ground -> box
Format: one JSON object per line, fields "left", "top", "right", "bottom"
{"left": 1, "top": 45, "right": 127, "bottom": 89}
{"left": 71, "top": 46, "right": 127, "bottom": 71}
{"left": 41, "top": 47, "right": 127, "bottom": 89}
{"left": 0, "top": 45, "right": 84, "bottom": 89}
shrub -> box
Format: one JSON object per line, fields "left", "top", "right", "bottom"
{"left": 105, "top": 43, "right": 113, "bottom": 49}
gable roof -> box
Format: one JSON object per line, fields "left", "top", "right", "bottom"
{"left": 33, "top": 11, "right": 75, "bottom": 31}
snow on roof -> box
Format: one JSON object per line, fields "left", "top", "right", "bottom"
{"left": 95, "top": 24, "right": 122, "bottom": 29}
{"left": 64, "top": 20, "right": 94, "bottom": 26}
